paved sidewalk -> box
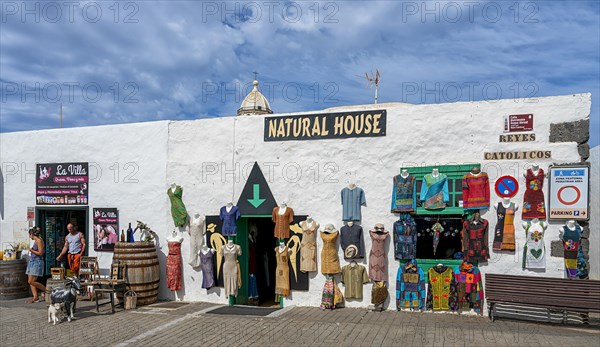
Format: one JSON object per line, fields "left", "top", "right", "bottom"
{"left": 1, "top": 299, "right": 598, "bottom": 347}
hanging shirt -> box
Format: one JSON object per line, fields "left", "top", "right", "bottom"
{"left": 341, "top": 187, "right": 366, "bottom": 221}
{"left": 419, "top": 174, "right": 449, "bottom": 210}
{"left": 396, "top": 260, "right": 426, "bottom": 310}
{"left": 453, "top": 261, "right": 484, "bottom": 313}
{"left": 393, "top": 214, "right": 417, "bottom": 260}
{"left": 220, "top": 205, "right": 240, "bottom": 236}
{"left": 340, "top": 224, "right": 365, "bottom": 259}
{"left": 462, "top": 173, "right": 490, "bottom": 210}
{"left": 340, "top": 264, "right": 369, "bottom": 299}
{"left": 272, "top": 206, "right": 294, "bottom": 239}
{"left": 391, "top": 175, "right": 416, "bottom": 212}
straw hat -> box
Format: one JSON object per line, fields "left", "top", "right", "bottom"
{"left": 344, "top": 245, "right": 358, "bottom": 259}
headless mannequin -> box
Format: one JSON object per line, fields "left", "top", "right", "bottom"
{"left": 323, "top": 225, "right": 335, "bottom": 234}
{"left": 226, "top": 202, "right": 233, "bottom": 213}
{"left": 350, "top": 259, "right": 357, "bottom": 268}
{"left": 168, "top": 230, "right": 183, "bottom": 243}
{"left": 472, "top": 212, "right": 481, "bottom": 225}
{"left": 278, "top": 202, "right": 288, "bottom": 215}
{"left": 470, "top": 167, "right": 481, "bottom": 176}
{"left": 278, "top": 240, "right": 291, "bottom": 254}
{"left": 347, "top": 221, "right": 354, "bottom": 227}
{"left": 522, "top": 217, "right": 541, "bottom": 229}
{"left": 495, "top": 197, "right": 519, "bottom": 211}
{"left": 432, "top": 168, "right": 439, "bottom": 178}
{"left": 200, "top": 243, "right": 213, "bottom": 255}
{"left": 348, "top": 182, "right": 357, "bottom": 190}
{"left": 524, "top": 163, "right": 544, "bottom": 178}
{"left": 559, "top": 220, "right": 577, "bottom": 240}
{"left": 305, "top": 216, "right": 314, "bottom": 229}
{"left": 170, "top": 183, "right": 177, "bottom": 193}
{"left": 401, "top": 169, "right": 409, "bottom": 179}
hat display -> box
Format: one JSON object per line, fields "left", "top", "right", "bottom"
{"left": 324, "top": 224, "right": 336, "bottom": 232}
{"left": 372, "top": 223, "right": 387, "bottom": 233}
{"left": 344, "top": 244, "right": 358, "bottom": 259}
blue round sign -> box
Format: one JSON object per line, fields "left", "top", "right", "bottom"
{"left": 495, "top": 175, "right": 519, "bottom": 198}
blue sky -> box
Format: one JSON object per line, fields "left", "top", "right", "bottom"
{"left": 1, "top": 1, "right": 599, "bottom": 146}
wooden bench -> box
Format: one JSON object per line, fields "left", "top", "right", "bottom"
{"left": 485, "top": 273, "right": 600, "bottom": 323}
{"left": 93, "top": 262, "right": 128, "bottom": 313}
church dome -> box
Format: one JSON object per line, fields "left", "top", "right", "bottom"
{"left": 237, "top": 80, "right": 273, "bottom": 116}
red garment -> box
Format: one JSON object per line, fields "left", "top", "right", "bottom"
{"left": 462, "top": 219, "right": 489, "bottom": 262}
{"left": 522, "top": 168, "right": 546, "bottom": 219}
{"left": 462, "top": 173, "right": 490, "bottom": 210}
{"left": 167, "top": 242, "right": 182, "bottom": 291}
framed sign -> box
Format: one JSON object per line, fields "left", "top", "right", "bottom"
{"left": 548, "top": 165, "right": 590, "bottom": 220}
{"left": 504, "top": 114, "right": 533, "bottom": 132}
{"left": 93, "top": 208, "right": 119, "bottom": 251}
{"left": 36, "top": 162, "right": 88, "bottom": 205}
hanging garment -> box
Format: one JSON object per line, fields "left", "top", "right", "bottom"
{"left": 396, "top": 260, "right": 426, "bottom": 310}
{"left": 300, "top": 220, "right": 318, "bottom": 272}
{"left": 220, "top": 206, "right": 240, "bottom": 236}
{"left": 523, "top": 221, "right": 547, "bottom": 270}
{"left": 368, "top": 230, "right": 389, "bottom": 282}
{"left": 166, "top": 241, "right": 182, "bottom": 291}
{"left": 522, "top": 168, "right": 546, "bottom": 219}
{"left": 199, "top": 251, "right": 215, "bottom": 289}
{"left": 340, "top": 224, "right": 365, "bottom": 259}
{"left": 341, "top": 186, "right": 366, "bottom": 221}
{"left": 462, "top": 218, "right": 490, "bottom": 262}
{"left": 222, "top": 244, "right": 242, "bottom": 297}
{"left": 371, "top": 281, "right": 389, "bottom": 306}
{"left": 393, "top": 214, "right": 417, "bottom": 260}
{"left": 167, "top": 186, "right": 189, "bottom": 227}
{"left": 275, "top": 247, "right": 291, "bottom": 297}
{"left": 320, "top": 231, "right": 341, "bottom": 275}
{"left": 453, "top": 261, "right": 484, "bottom": 313}
{"left": 340, "top": 264, "right": 369, "bottom": 299}
{"left": 321, "top": 275, "right": 343, "bottom": 309}
{"left": 426, "top": 265, "right": 456, "bottom": 311}
{"left": 420, "top": 174, "right": 449, "bottom": 210}
{"left": 562, "top": 224, "right": 588, "bottom": 279}
{"left": 493, "top": 202, "right": 516, "bottom": 251}
{"left": 391, "top": 174, "right": 416, "bottom": 212}
{"left": 431, "top": 222, "right": 444, "bottom": 256}
{"left": 188, "top": 216, "right": 206, "bottom": 267}
{"left": 462, "top": 173, "right": 490, "bottom": 210}
{"left": 272, "top": 206, "right": 294, "bottom": 239}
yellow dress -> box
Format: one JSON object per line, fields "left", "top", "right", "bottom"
{"left": 320, "top": 231, "right": 341, "bottom": 275}
{"left": 275, "top": 247, "right": 290, "bottom": 297}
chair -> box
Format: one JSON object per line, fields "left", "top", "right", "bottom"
{"left": 93, "top": 262, "right": 128, "bottom": 313}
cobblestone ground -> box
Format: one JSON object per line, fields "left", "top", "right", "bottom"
{"left": 1, "top": 299, "right": 598, "bottom": 347}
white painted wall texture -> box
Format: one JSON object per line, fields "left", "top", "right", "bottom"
{"left": 588, "top": 145, "right": 599, "bottom": 280}
{"left": 1, "top": 93, "right": 594, "bottom": 310}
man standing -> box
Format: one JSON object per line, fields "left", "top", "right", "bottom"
{"left": 56, "top": 223, "right": 85, "bottom": 275}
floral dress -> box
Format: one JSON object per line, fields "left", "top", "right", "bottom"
{"left": 168, "top": 186, "right": 189, "bottom": 227}
{"left": 167, "top": 241, "right": 182, "bottom": 291}
{"left": 523, "top": 221, "right": 546, "bottom": 269}
{"left": 522, "top": 169, "right": 546, "bottom": 219}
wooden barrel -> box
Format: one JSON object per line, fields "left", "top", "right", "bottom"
{"left": 113, "top": 242, "right": 160, "bottom": 305}
{"left": 0, "top": 259, "right": 29, "bottom": 300}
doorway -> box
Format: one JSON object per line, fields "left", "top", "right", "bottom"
{"left": 36, "top": 207, "right": 88, "bottom": 275}
{"left": 247, "top": 217, "right": 278, "bottom": 307}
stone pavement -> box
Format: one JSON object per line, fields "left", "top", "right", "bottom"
{"left": 1, "top": 299, "right": 598, "bottom": 347}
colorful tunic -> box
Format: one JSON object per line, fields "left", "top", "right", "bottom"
{"left": 220, "top": 205, "right": 240, "bottom": 236}
{"left": 222, "top": 244, "right": 241, "bottom": 297}
{"left": 166, "top": 241, "right": 182, "bottom": 291}
{"left": 320, "top": 275, "right": 344, "bottom": 309}
{"left": 275, "top": 247, "right": 290, "bottom": 297}
{"left": 299, "top": 220, "right": 318, "bottom": 272}
{"left": 462, "top": 218, "right": 489, "bottom": 262}
{"left": 393, "top": 214, "right": 417, "bottom": 260}
{"left": 522, "top": 169, "right": 546, "bottom": 219}
{"left": 341, "top": 264, "right": 369, "bottom": 299}
{"left": 272, "top": 206, "right": 294, "bottom": 239}
{"left": 396, "top": 260, "right": 425, "bottom": 310}
{"left": 320, "top": 231, "right": 341, "bottom": 275}
{"left": 200, "top": 251, "right": 215, "bottom": 289}
{"left": 167, "top": 186, "right": 188, "bottom": 227}
{"left": 453, "top": 262, "right": 484, "bottom": 313}
{"left": 368, "top": 231, "right": 389, "bottom": 282}
{"left": 340, "top": 224, "right": 365, "bottom": 259}
{"left": 562, "top": 224, "right": 588, "bottom": 279}
{"left": 426, "top": 265, "right": 456, "bottom": 311}
{"left": 493, "top": 202, "right": 516, "bottom": 251}
{"left": 420, "top": 174, "right": 449, "bottom": 210}
{"left": 341, "top": 187, "right": 366, "bottom": 221}
{"left": 462, "top": 173, "right": 490, "bottom": 210}
{"left": 391, "top": 174, "right": 416, "bottom": 212}
{"left": 523, "top": 221, "right": 546, "bottom": 269}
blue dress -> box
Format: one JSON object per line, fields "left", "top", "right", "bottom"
{"left": 220, "top": 206, "right": 240, "bottom": 236}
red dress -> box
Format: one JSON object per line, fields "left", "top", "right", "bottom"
{"left": 522, "top": 169, "right": 546, "bottom": 219}
{"left": 167, "top": 241, "right": 182, "bottom": 291}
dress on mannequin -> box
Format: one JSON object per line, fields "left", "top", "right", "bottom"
{"left": 299, "top": 219, "right": 318, "bottom": 272}
{"left": 220, "top": 205, "right": 240, "bottom": 236}
{"left": 272, "top": 205, "right": 294, "bottom": 239}
{"left": 493, "top": 200, "right": 516, "bottom": 251}
{"left": 462, "top": 215, "right": 489, "bottom": 262}
{"left": 200, "top": 249, "right": 216, "bottom": 289}
{"left": 167, "top": 185, "right": 188, "bottom": 227}
{"left": 462, "top": 170, "right": 490, "bottom": 210}
{"left": 320, "top": 225, "right": 341, "bottom": 275}
{"left": 523, "top": 219, "right": 547, "bottom": 269}
{"left": 188, "top": 215, "right": 206, "bottom": 267}
{"left": 522, "top": 168, "right": 546, "bottom": 219}
{"left": 167, "top": 232, "right": 183, "bottom": 291}
{"left": 275, "top": 246, "right": 291, "bottom": 297}
{"left": 368, "top": 224, "right": 389, "bottom": 282}
{"left": 222, "top": 243, "right": 242, "bottom": 297}
{"left": 391, "top": 173, "right": 416, "bottom": 212}
{"left": 420, "top": 172, "right": 449, "bottom": 210}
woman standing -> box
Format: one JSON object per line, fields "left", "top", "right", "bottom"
{"left": 26, "top": 227, "right": 46, "bottom": 303}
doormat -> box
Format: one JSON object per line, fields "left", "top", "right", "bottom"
{"left": 149, "top": 302, "right": 190, "bottom": 309}
{"left": 206, "top": 305, "right": 279, "bottom": 316}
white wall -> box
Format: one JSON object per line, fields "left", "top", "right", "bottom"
{"left": 588, "top": 145, "right": 599, "bottom": 280}
{"left": 0, "top": 121, "right": 169, "bottom": 274}
{"left": 1, "top": 93, "right": 593, "bottom": 309}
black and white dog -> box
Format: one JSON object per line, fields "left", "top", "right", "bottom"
{"left": 50, "top": 277, "right": 82, "bottom": 322}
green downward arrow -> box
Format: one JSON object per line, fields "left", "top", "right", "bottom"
{"left": 248, "top": 184, "right": 266, "bottom": 208}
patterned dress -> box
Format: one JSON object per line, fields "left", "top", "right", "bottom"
{"left": 275, "top": 247, "right": 290, "bottom": 297}
{"left": 391, "top": 174, "right": 416, "bottom": 212}
{"left": 523, "top": 221, "right": 546, "bottom": 269}
{"left": 272, "top": 207, "right": 294, "bottom": 239}
{"left": 493, "top": 202, "right": 516, "bottom": 251}
{"left": 200, "top": 251, "right": 215, "bottom": 289}
{"left": 393, "top": 214, "right": 417, "bottom": 260}
{"left": 368, "top": 231, "right": 388, "bottom": 282}
{"left": 166, "top": 241, "right": 182, "bottom": 291}
{"left": 522, "top": 169, "right": 546, "bottom": 219}
{"left": 320, "top": 231, "right": 341, "bottom": 275}
{"left": 462, "top": 218, "right": 490, "bottom": 262}
{"left": 562, "top": 224, "right": 588, "bottom": 279}
{"left": 167, "top": 186, "right": 188, "bottom": 227}
{"left": 300, "top": 220, "right": 318, "bottom": 272}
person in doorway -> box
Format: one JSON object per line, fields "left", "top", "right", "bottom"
{"left": 56, "top": 223, "right": 85, "bottom": 275}
{"left": 26, "top": 227, "right": 46, "bottom": 303}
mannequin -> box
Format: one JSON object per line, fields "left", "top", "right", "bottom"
{"left": 226, "top": 202, "right": 233, "bottom": 213}
{"left": 300, "top": 216, "right": 319, "bottom": 272}
{"left": 278, "top": 240, "right": 292, "bottom": 254}
{"left": 275, "top": 240, "right": 291, "bottom": 299}
{"left": 278, "top": 202, "right": 288, "bottom": 214}
{"left": 188, "top": 213, "right": 206, "bottom": 267}
{"left": 494, "top": 197, "right": 519, "bottom": 210}
{"left": 199, "top": 244, "right": 215, "bottom": 290}
{"left": 222, "top": 239, "right": 242, "bottom": 300}
{"left": 432, "top": 168, "right": 439, "bottom": 178}
{"left": 200, "top": 243, "right": 213, "bottom": 255}
{"left": 493, "top": 198, "right": 518, "bottom": 251}
{"left": 323, "top": 224, "right": 335, "bottom": 234}
{"left": 220, "top": 203, "right": 240, "bottom": 236}
{"left": 272, "top": 202, "right": 294, "bottom": 239}
{"left": 341, "top": 220, "right": 364, "bottom": 259}
{"left": 168, "top": 229, "right": 183, "bottom": 243}
{"left": 420, "top": 168, "right": 448, "bottom": 210}
{"left": 401, "top": 169, "right": 409, "bottom": 179}
{"left": 522, "top": 164, "right": 547, "bottom": 219}
{"left": 350, "top": 259, "right": 357, "bottom": 268}
{"left": 524, "top": 163, "right": 544, "bottom": 178}
{"left": 320, "top": 224, "right": 341, "bottom": 275}
{"left": 560, "top": 220, "right": 586, "bottom": 278}
{"left": 167, "top": 183, "right": 188, "bottom": 228}
{"left": 566, "top": 220, "right": 576, "bottom": 230}
{"left": 348, "top": 182, "right": 357, "bottom": 189}
{"left": 166, "top": 230, "right": 183, "bottom": 296}
{"left": 306, "top": 215, "right": 315, "bottom": 228}
{"left": 170, "top": 183, "right": 177, "bottom": 193}
{"left": 470, "top": 167, "right": 481, "bottom": 175}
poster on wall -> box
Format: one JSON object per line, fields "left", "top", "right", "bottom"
{"left": 548, "top": 165, "right": 590, "bottom": 220}
{"left": 36, "top": 162, "right": 89, "bottom": 205}
{"left": 93, "top": 208, "right": 119, "bottom": 251}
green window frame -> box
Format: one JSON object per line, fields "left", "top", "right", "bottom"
{"left": 400, "top": 164, "right": 481, "bottom": 215}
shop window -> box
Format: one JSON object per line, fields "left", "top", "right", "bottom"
{"left": 414, "top": 216, "right": 464, "bottom": 260}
